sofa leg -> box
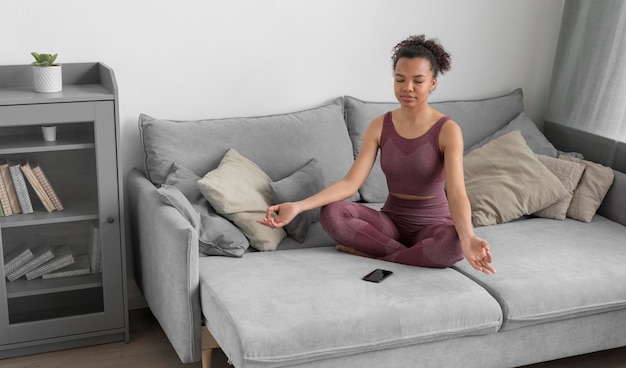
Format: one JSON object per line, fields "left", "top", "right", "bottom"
{"left": 202, "top": 325, "right": 220, "bottom": 368}
{"left": 202, "top": 349, "right": 213, "bottom": 368}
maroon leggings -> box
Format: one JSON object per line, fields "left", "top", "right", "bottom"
{"left": 320, "top": 195, "right": 463, "bottom": 268}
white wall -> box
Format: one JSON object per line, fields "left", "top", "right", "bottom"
{"left": 4, "top": 0, "right": 564, "bottom": 175}
{"left": 2, "top": 0, "right": 564, "bottom": 305}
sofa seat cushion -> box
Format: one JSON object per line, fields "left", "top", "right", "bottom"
{"left": 454, "top": 216, "right": 626, "bottom": 331}
{"left": 200, "top": 247, "right": 502, "bottom": 368}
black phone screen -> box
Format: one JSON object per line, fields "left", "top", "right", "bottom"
{"left": 362, "top": 269, "right": 393, "bottom": 283}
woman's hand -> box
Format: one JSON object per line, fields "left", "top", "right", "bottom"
{"left": 461, "top": 235, "right": 496, "bottom": 275}
{"left": 257, "top": 202, "right": 299, "bottom": 229}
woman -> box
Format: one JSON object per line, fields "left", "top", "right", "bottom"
{"left": 258, "top": 35, "right": 495, "bottom": 275}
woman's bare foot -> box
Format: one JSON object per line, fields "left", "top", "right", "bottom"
{"left": 335, "top": 245, "right": 379, "bottom": 259}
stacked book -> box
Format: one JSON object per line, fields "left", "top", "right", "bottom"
{"left": 0, "top": 159, "right": 63, "bottom": 216}
{"left": 43, "top": 255, "right": 91, "bottom": 279}
{"left": 3, "top": 231, "right": 101, "bottom": 281}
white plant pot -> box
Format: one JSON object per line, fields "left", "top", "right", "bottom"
{"left": 32, "top": 65, "right": 63, "bottom": 93}
{"left": 42, "top": 125, "right": 57, "bottom": 141}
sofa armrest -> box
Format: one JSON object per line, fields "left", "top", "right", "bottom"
{"left": 127, "top": 169, "right": 202, "bottom": 363}
{"left": 598, "top": 169, "right": 626, "bottom": 226}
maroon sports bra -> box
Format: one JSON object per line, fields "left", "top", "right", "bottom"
{"left": 379, "top": 112, "right": 449, "bottom": 197}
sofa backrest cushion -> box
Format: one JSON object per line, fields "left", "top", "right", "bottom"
{"left": 139, "top": 97, "right": 359, "bottom": 201}
{"left": 344, "top": 89, "right": 525, "bottom": 202}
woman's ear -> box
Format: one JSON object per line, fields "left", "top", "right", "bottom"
{"left": 430, "top": 78, "right": 438, "bottom": 93}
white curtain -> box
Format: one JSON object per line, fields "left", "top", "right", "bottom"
{"left": 546, "top": 0, "right": 626, "bottom": 142}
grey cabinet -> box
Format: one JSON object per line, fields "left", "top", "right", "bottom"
{"left": 0, "top": 63, "right": 128, "bottom": 358}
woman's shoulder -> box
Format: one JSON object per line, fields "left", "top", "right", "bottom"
{"left": 367, "top": 112, "right": 389, "bottom": 130}
{"left": 438, "top": 116, "right": 463, "bottom": 151}
{"left": 361, "top": 113, "right": 388, "bottom": 144}
{"left": 439, "top": 116, "right": 460, "bottom": 133}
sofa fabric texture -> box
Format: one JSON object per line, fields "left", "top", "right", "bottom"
{"left": 200, "top": 248, "right": 503, "bottom": 368}
{"left": 457, "top": 215, "right": 626, "bottom": 331}
{"left": 139, "top": 97, "right": 359, "bottom": 202}
{"left": 130, "top": 89, "right": 626, "bottom": 367}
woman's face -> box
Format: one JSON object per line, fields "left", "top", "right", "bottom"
{"left": 393, "top": 57, "right": 437, "bottom": 108}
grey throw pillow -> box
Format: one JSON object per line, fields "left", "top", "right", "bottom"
{"left": 163, "top": 163, "right": 249, "bottom": 257}
{"left": 157, "top": 184, "right": 200, "bottom": 229}
{"left": 269, "top": 159, "right": 324, "bottom": 243}
{"left": 468, "top": 111, "right": 558, "bottom": 157}
{"left": 164, "top": 162, "right": 205, "bottom": 204}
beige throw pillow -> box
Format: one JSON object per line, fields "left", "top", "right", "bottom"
{"left": 560, "top": 156, "right": 615, "bottom": 223}
{"left": 464, "top": 130, "right": 569, "bottom": 227}
{"left": 533, "top": 155, "right": 585, "bottom": 220}
{"left": 198, "top": 148, "right": 286, "bottom": 251}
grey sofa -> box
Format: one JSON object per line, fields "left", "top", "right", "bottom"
{"left": 128, "top": 89, "right": 626, "bottom": 368}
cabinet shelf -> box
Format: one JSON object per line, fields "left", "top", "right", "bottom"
{"left": 0, "top": 133, "right": 94, "bottom": 154}
{"left": 0, "top": 199, "right": 97, "bottom": 228}
{"left": 6, "top": 274, "right": 102, "bottom": 299}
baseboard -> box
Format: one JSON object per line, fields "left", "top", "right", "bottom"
{"left": 127, "top": 279, "right": 148, "bottom": 310}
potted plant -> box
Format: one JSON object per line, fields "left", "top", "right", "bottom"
{"left": 31, "top": 52, "right": 62, "bottom": 93}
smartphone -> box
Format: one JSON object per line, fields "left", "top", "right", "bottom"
{"left": 362, "top": 269, "right": 393, "bottom": 283}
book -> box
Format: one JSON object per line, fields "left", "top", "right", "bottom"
{"left": 0, "top": 160, "right": 12, "bottom": 216}
{"left": 20, "top": 160, "right": 55, "bottom": 212}
{"left": 30, "top": 160, "right": 63, "bottom": 211}
{"left": 42, "top": 255, "right": 90, "bottom": 279}
{"left": 25, "top": 245, "right": 75, "bottom": 280}
{"left": 0, "top": 159, "right": 21, "bottom": 214}
{"left": 8, "top": 160, "right": 33, "bottom": 215}
{"left": 3, "top": 248, "right": 33, "bottom": 275}
{"left": 87, "top": 221, "right": 101, "bottom": 273}
{"left": 6, "top": 245, "right": 53, "bottom": 282}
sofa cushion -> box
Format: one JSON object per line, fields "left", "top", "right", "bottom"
{"left": 455, "top": 216, "right": 626, "bottom": 331}
{"left": 158, "top": 183, "right": 248, "bottom": 257}
{"left": 200, "top": 247, "right": 502, "bottom": 368}
{"left": 269, "top": 159, "right": 324, "bottom": 243}
{"left": 139, "top": 97, "right": 358, "bottom": 201}
{"left": 157, "top": 184, "right": 200, "bottom": 228}
{"left": 532, "top": 155, "right": 585, "bottom": 220}
{"left": 164, "top": 163, "right": 250, "bottom": 256}
{"left": 198, "top": 148, "right": 286, "bottom": 251}
{"left": 464, "top": 131, "right": 569, "bottom": 226}
{"left": 468, "top": 111, "right": 559, "bottom": 157}
{"left": 165, "top": 162, "right": 206, "bottom": 205}
{"left": 344, "top": 89, "right": 524, "bottom": 202}
{"left": 560, "top": 156, "right": 615, "bottom": 223}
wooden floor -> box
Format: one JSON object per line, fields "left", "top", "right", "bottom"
{"left": 2, "top": 308, "right": 625, "bottom": 368}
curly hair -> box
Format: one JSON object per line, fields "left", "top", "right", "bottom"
{"left": 391, "top": 35, "right": 451, "bottom": 78}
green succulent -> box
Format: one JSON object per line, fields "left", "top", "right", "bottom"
{"left": 31, "top": 52, "right": 60, "bottom": 67}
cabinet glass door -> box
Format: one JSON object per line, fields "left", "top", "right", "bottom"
{"left": 0, "top": 101, "right": 123, "bottom": 343}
